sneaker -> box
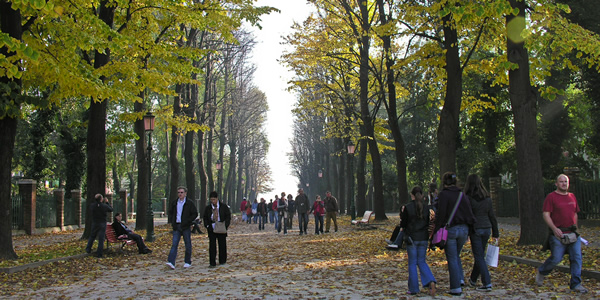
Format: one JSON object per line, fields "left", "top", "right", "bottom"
{"left": 166, "top": 262, "right": 175, "bottom": 270}
{"left": 535, "top": 271, "right": 545, "bottom": 286}
{"left": 208, "top": 264, "right": 216, "bottom": 268}
{"left": 386, "top": 244, "right": 399, "bottom": 249}
{"left": 571, "top": 285, "right": 588, "bottom": 293}
{"left": 385, "top": 239, "right": 393, "bottom": 244}
{"left": 477, "top": 286, "right": 492, "bottom": 292}
{"left": 183, "top": 263, "right": 192, "bottom": 268}
{"left": 469, "top": 279, "right": 477, "bottom": 287}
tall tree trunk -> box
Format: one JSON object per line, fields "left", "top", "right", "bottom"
{"left": 197, "top": 128, "right": 208, "bottom": 215}
{"left": 356, "top": 137, "right": 368, "bottom": 217}
{"left": 168, "top": 85, "right": 183, "bottom": 211}
{"left": 507, "top": 0, "right": 546, "bottom": 245}
{"left": 134, "top": 99, "right": 149, "bottom": 230}
{"left": 377, "top": 0, "right": 409, "bottom": 206}
{"left": 437, "top": 13, "right": 462, "bottom": 175}
{"left": 0, "top": 114, "right": 18, "bottom": 259}
{"left": 357, "top": 1, "right": 386, "bottom": 220}
{"left": 83, "top": 0, "right": 114, "bottom": 239}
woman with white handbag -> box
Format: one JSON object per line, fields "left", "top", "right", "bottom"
{"left": 464, "top": 174, "right": 499, "bottom": 292}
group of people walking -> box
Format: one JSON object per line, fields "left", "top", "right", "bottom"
{"left": 240, "top": 188, "right": 340, "bottom": 235}
{"left": 396, "top": 172, "right": 499, "bottom": 296}
{"left": 397, "top": 171, "right": 588, "bottom": 296}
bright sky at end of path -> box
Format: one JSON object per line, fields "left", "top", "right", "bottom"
{"left": 249, "top": 0, "right": 312, "bottom": 199}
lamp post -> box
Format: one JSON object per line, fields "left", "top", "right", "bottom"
{"left": 347, "top": 140, "right": 356, "bottom": 220}
{"left": 144, "top": 112, "right": 155, "bottom": 242}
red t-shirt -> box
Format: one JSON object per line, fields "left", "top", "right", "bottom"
{"left": 542, "top": 191, "right": 580, "bottom": 229}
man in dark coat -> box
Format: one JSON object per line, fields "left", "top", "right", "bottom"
{"left": 166, "top": 186, "right": 198, "bottom": 269}
{"left": 203, "top": 191, "right": 231, "bottom": 267}
{"left": 85, "top": 193, "right": 113, "bottom": 258}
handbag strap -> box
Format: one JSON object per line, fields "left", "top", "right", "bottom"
{"left": 445, "top": 192, "right": 463, "bottom": 227}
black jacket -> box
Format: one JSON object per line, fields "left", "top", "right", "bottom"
{"left": 400, "top": 200, "right": 430, "bottom": 241}
{"left": 434, "top": 186, "right": 476, "bottom": 233}
{"left": 470, "top": 196, "right": 499, "bottom": 238}
{"left": 90, "top": 201, "right": 113, "bottom": 224}
{"left": 203, "top": 201, "right": 232, "bottom": 235}
{"left": 168, "top": 198, "right": 198, "bottom": 230}
{"left": 112, "top": 221, "right": 131, "bottom": 236}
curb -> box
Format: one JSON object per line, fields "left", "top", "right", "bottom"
{"left": 0, "top": 253, "right": 90, "bottom": 274}
{"left": 500, "top": 254, "right": 600, "bottom": 280}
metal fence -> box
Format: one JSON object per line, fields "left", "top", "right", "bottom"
{"left": 36, "top": 194, "right": 57, "bottom": 228}
{"left": 11, "top": 195, "right": 23, "bottom": 230}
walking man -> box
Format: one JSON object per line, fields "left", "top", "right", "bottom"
{"left": 536, "top": 174, "right": 588, "bottom": 293}
{"left": 324, "top": 191, "right": 339, "bottom": 233}
{"left": 295, "top": 188, "right": 310, "bottom": 235}
{"left": 203, "top": 191, "right": 231, "bottom": 267}
{"left": 166, "top": 186, "right": 198, "bottom": 269}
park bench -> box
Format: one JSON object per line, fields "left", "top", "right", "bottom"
{"left": 105, "top": 223, "right": 137, "bottom": 251}
{"left": 351, "top": 210, "right": 374, "bottom": 228}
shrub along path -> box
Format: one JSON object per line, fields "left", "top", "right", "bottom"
{"left": 1, "top": 216, "right": 599, "bottom": 299}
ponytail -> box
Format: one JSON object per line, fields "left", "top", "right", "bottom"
{"left": 411, "top": 186, "right": 424, "bottom": 219}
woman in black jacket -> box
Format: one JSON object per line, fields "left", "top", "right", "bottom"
{"left": 464, "top": 174, "right": 499, "bottom": 291}
{"left": 400, "top": 186, "right": 437, "bottom": 296}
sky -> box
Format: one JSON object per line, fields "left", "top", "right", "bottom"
{"left": 248, "top": 0, "right": 313, "bottom": 198}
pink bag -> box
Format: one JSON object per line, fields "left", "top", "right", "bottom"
{"left": 432, "top": 227, "right": 448, "bottom": 249}
{"left": 432, "top": 192, "right": 463, "bottom": 250}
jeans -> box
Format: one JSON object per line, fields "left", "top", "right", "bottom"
{"left": 242, "top": 212, "right": 247, "bottom": 222}
{"left": 274, "top": 213, "right": 279, "bottom": 231}
{"left": 258, "top": 215, "right": 266, "bottom": 230}
{"left": 538, "top": 235, "right": 582, "bottom": 289}
{"left": 314, "top": 215, "right": 324, "bottom": 234}
{"left": 445, "top": 224, "right": 469, "bottom": 293}
{"left": 85, "top": 222, "right": 107, "bottom": 257}
{"left": 392, "top": 230, "right": 405, "bottom": 248}
{"left": 407, "top": 240, "right": 436, "bottom": 293}
{"left": 298, "top": 212, "right": 309, "bottom": 233}
{"left": 168, "top": 223, "right": 192, "bottom": 265}
{"left": 277, "top": 213, "right": 287, "bottom": 234}
{"left": 269, "top": 211, "right": 274, "bottom": 223}
{"left": 470, "top": 228, "right": 492, "bottom": 287}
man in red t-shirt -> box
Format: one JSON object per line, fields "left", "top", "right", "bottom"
{"left": 536, "top": 174, "right": 587, "bottom": 293}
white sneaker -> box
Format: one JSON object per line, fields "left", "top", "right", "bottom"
{"left": 183, "top": 263, "right": 192, "bottom": 268}
{"left": 535, "top": 271, "right": 544, "bottom": 286}
{"left": 166, "top": 262, "right": 175, "bottom": 270}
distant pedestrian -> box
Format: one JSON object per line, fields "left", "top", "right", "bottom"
{"left": 309, "top": 195, "right": 325, "bottom": 235}
{"left": 535, "top": 174, "right": 588, "bottom": 293}
{"left": 203, "top": 191, "right": 231, "bottom": 267}
{"left": 257, "top": 198, "right": 268, "bottom": 230}
{"left": 246, "top": 200, "right": 253, "bottom": 224}
{"left": 277, "top": 192, "right": 288, "bottom": 234}
{"left": 240, "top": 197, "right": 248, "bottom": 222}
{"left": 433, "top": 172, "right": 475, "bottom": 296}
{"left": 401, "top": 186, "right": 436, "bottom": 296}
{"left": 324, "top": 191, "right": 339, "bottom": 233}
{"left": 295, "top": 188, "right": 310, "bottom": 235}
{"left": 252, "top": 199, "right": 259, "bottom": 224}
{"left": 273, "top": 195, "right": 280, "bottom": 230}
{"left": 287, "top": 194, "right": 295, "bottom": 229}
{"left": 464, "top": 174, "right": 499, "bottom": 291}
{"left": 85, "top": 194, "right": 113, "bottom": 258}
{"left": 166, "top": 186, "right": 198, "bottom": 269}
{"left": 268, "top": 199, "right": 275, "bottom": 223}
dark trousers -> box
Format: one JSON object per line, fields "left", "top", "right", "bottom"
{"left": 126, "top": 232, "right": 148, "bottom": 253}
{"left": 298, "top": 212, "right": 309, "bottom": 233}
{"left": 208, "top": 232, "right": 227, "bottom": 266}
{"left": 86, "top": 222, "right": 107, "bottom": 257}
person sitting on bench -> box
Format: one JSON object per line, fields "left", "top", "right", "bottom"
{"left": 112, "top": 213, "right": 152, "bottom": 254}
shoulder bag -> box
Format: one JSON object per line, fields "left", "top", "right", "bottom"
{"left": 214, "top": 221, "right": 227, "bottom": 234}
{"left": 432, "top": 192, "right": 463, "bottom": 249}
